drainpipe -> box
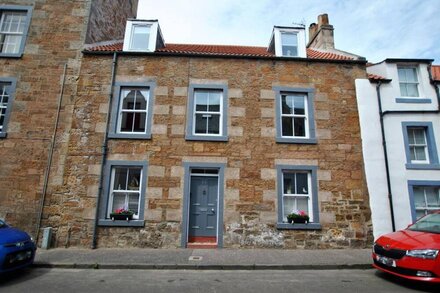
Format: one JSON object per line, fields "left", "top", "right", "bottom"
{"left": 36, "top": 64, "right": 67, "bottom": 243}
{"left": 91, "top": 52, "right": 118, "bottom": 249}
{"left": 375, "top": 81, "right": 396, "bottom": 232}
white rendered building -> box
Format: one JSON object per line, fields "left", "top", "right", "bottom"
{"left": 356, "top": 59, "right": 440, "bottom": 239}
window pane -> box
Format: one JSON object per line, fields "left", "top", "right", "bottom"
{"left": 406, "top": 68, "right": 418, "bottom": 82}
{"left": 195, "top": 91, "right": 208, "bottom": 111}
{"left": 413, "top": 129, "right": 425, "bottom": 144}
{"left": 281, "top": 33, "right": 298, "bottom": 45}
{"left": 406, "top": 84, "right": 419, "bottom": 97}
{"left": 135, "top": 90, "right": 148, "bottom": 110}
{"left": 294, "top": 117, "right": 306, "bottom": 137}
{"left": 113, "top": 167, "right": 128, "bottom": 190}
{"left": 131, "top": 25, "right": 150, "bottom": 49}
{"left": 283, "top": 174, "right": 295, "bottom": 194}
{"left": 281, "top": 95, "right": 293, "bottom": 114}
{"left": 2, "top": 35, "right": 21, "bottom": 53}
{"left": 282, "top": 46, "right": 298, "bottom": 57}
{"left": 208, "top": 92, "right": 221, "bottom": 112}
{"left": 120, "top": 112, "right": 133, "bottom": 132}
{"left": 410, "top": 146, "right": 416, "bottom": 161}
{"left": 398, "top": 68, "right": 406, "bottom": 81}
{"left": 293, "top": 95, "right": 305, "bottom": 115}
{"left": 128, "top": 193, "right": 140, "bottom": 215}
{"left": 282, "top": 117, "right": 293, "bottom": 136}
{"left": 408, "top": 129, "right": 415, "bottom": 144}
{"left": 426, "top": 188, "right": 439, "bottom": 207}
{"left": 414, "top": 146, "right": 426, "bottom": 161}
{"left": 297, "top": 197, "right": 309, "bottom": 214}
{"left": 399, "top": 84, "right": 408, "bottom": 97}
{"left": 133, "top": 112, "right": 146, "bottom": 132}
{"left": 207, "top": 114, "right": 220, "bottom": 134}
{"left": 283, "top": 196, "right": 295, "bottom": 221}
{"left": 414, "top": 188, "right": 426, "bottom": 208}
{"left": 416, "top": 210, "right": 425, "bottom": 219}
{"left": 112, "top": 192, "right": 126, "bottom": 212}
{"left": 122, "top": 90, "right": 136, "bottom": 110}
{"left": 195, "top": 114, "right": 207, "bottom": 134}
{"left": 127, "top": 168, "right": 141, "bottom": 191}
{"left": 296, "top": 173, "right": 308, "bottom": 194}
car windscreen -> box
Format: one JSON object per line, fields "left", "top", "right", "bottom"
{"left": 408, "top": 213, "right": 440, "bottom": 234}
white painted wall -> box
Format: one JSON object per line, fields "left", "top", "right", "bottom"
{"left": 356, "top": 61, "right": 440, "bottom": 239}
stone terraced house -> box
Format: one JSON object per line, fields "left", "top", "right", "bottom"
{"left": 1, "top": 1, "right": 373, "bottom": 249}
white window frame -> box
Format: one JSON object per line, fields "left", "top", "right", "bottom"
{"left": 116, "top": 87, "right": 150, "bottom": 135}
{"left": 123, "top": 20, "right": 158, "bottom": 52}
{"left": 280, "top": 31, "right": 298, "bottom": 57}
{"left": 107, "top": 166, "right": 143, "bottom": 220}
{"left": 398, "top": 66, "right": 419, "bottom": 97}
{"left": 281, "top": 171, "right": 313, "bottom": 222}
{"left": 0, "top": 11, "right": 26, "bottom": 54}
{"left": 0, "top": 82, "right": 10, "bottom": 133}
{"left": 192, "top": 89, "right": 223, "bottom": 137}
{"left": 272, "top": 27, "right": 306, "bottom": 58}
{"left": 407, "top": 127, "right": 429, "bottom": 164}
{"left": 280, "top": 93, "right": 309, "bottom": 139}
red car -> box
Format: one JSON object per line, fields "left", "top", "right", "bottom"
{"left": 372, "top": 212, "right": 440, "bottom": 282}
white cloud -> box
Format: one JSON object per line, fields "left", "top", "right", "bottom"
{"left": 138, "top": 0, "right": 440, "bottom": 63}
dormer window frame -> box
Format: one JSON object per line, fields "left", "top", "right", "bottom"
{"left": 123, "top": 20, "right": 160, "bottom": 52}
{"left": 271, "top": 26, "right": 307, "bottom": 58}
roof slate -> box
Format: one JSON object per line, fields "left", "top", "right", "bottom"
{"left": 85, "top": 41, "right": 355, "bottom": 60}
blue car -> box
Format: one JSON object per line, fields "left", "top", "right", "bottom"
{"left": 0, "top": 219, "right": 37, "bottom": 273}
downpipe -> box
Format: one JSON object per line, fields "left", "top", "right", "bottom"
{"left": 91, "top": 53, "right": 118, "bottom": 249}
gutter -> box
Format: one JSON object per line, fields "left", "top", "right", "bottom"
{"left": 91, "top": 52, "right": 118, "bottom": 249}
{"left": 81, "top": 50, "right": 367, "bottom": 65}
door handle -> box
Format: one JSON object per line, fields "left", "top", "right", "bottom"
{"left": 211, "top": 208, "right": 215, "bottom": 214}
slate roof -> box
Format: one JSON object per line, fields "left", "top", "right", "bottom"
{"left": 85, "top": 41, "right": 356, "bottom": 60}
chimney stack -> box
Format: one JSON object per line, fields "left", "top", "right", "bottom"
{"left": 307, "top": 13, "right": 334, "bottom": 49}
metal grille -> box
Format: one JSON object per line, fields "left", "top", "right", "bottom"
{"left": 374, "top": 243, "right": 406, "bottom": 260}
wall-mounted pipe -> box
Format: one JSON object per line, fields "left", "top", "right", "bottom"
{"left": 91, "top": 52, "right": 118, "bottom": 249}
{"left": 375, "top": 81, "right": 396, "bottom": 232}
{"left": 36, "top": 63, "right": 67, "bottom": 243}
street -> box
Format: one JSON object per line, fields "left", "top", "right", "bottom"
{"left": 0, "top": 268, "right": 439, "bottom": 293}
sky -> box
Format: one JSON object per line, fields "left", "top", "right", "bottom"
{"left": 137, "top": 0, "right": 440, "bottom": 64}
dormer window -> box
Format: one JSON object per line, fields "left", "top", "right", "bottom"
{"left": 130, "top": 24, "right": 150, "bottom": 50}
{"left": 123, "top": 20, "right": 164, "bottom": 52}
{"left": 281, "top": 32, "right": 298, "bottom": 57}
{"left": 268, "top": 26, "right": 306, "bottom": 58}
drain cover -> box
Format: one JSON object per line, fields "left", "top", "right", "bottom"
{"left": 189, "top": 256, "right": 203, "bottom": 261}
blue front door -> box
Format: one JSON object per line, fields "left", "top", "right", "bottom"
{"left": 189, "top": 176, "right": 218, "bottom": 237}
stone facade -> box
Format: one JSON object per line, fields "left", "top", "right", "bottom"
{"left": 0, "top": 0, "right": 137, "bottom": 238}
{"left": 41, "top": 54, "right": 373, "bottom": 248}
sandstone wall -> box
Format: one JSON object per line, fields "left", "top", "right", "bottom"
{"left": 42, "top": 54, "right": 373, "bottom": 249}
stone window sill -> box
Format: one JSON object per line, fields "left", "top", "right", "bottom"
{"left": 395, "top": 98, "right": 432, "bottom": 104}
{"left": 276, "top": 137, "right": 317, "bottom": 144}
{"left": 185, "top": 134, "right": 228, "bottom": 142}
{"left": 406, "top": 163, "right": 440, "bottom": 170}
{"left": 98, "top": 219, "right": 145, "bottom": 227}
{"left": 276, "top": 223, "right": 322, "bottom": 230}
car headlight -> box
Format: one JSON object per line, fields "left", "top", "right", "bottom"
{"left": 406, "top": 249, "right": 439, "bottom": 259}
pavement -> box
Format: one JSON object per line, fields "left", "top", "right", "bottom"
{"left": 33, "top": 248, "right": 373, "bottom": 270}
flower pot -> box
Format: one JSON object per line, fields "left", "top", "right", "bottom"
{"left": 110, "top": 213, "right": 133, "bottom": 221}
{"left": 287, "top": 218, "right": 293, "bottom": 223}
{"left": 293, "top": 218, "right": 308, "bottom": 224}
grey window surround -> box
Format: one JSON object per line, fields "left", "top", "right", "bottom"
{"left": 276, "top": 165, "right": 321, "bottom": 230}
{"left": 185, "top": 84, "right": 228, "bottom": 142}
{"left": 273, "top": 86, "right": 317, "bottom": 144}
{"left": 407, "top": 180, "right": 440, "bottom": 222}
{"left": 0, "top": 77, "right": 17, "bottom": 138}
{"left": 98, "top": 160, "right": 148, "bottom": 227}
{"left": 181, "top": 162, "right": 226, "bottom": 248}
{"left": 395, "top": 98, "right": 432, "bottom": 104}
{"left": 0, "top": 5, "right": 33, "bottom": 58}
{"left": 402, "top": 122, "right": 440, "bottom": 170}
{"left": 107, "top": 81, "right": 156, "bottom": 140}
